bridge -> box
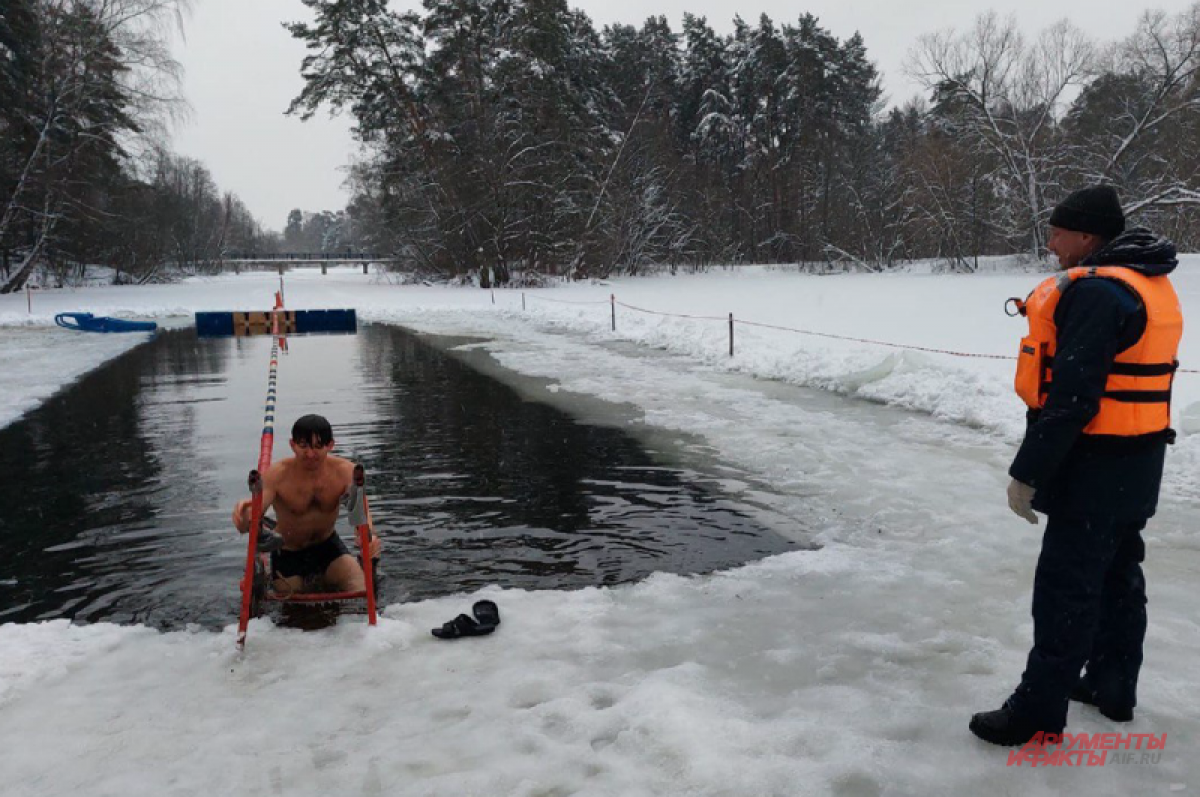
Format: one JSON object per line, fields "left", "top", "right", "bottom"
{"left": 220, "top": 251, "right": 399, "bottom": 263}
{"left": 219, "top": 251, "right": 400, "bottom": 274}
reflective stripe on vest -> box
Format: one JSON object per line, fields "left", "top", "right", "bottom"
{"left": 1014, "top": 266, "right": 1183, "bottom": 437}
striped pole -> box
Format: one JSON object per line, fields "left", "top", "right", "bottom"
{"left": 236, "top": 298, "right": 284, "bottom": 649}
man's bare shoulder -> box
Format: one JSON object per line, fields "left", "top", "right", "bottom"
{"left": 262, "top": 458, "right": 296, "bottom": 485}
{"left": 326, "top": 455, "right": 356, "bottom": 481}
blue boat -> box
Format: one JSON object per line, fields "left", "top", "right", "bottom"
{"left": 54, "top": 312, "right": 157, "bottom": 333}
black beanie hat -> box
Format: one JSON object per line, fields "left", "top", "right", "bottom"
{"left": 1048, "top": 185, "right": 1125, "bottom": 239}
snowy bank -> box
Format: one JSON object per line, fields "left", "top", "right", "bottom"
{"left": 0, "top": 264, "right": 1197, "bottom": 795}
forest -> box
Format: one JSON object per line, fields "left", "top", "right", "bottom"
{"left": 3, "top": 0, "right": 1198, "bottom": 290}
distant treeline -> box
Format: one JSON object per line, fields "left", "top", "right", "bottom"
{"left": 288, "top": 0, "right": 1200, "bottom": 283}
{"left": 0, "top": 0, "right": 275, "bottom": 292}
{"left": 4, "top": 1, "right": 1199, "bottom": 291}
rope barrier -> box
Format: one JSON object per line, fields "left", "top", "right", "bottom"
{"left": 236, "top": 294, "right": 283, "bottom": 650}
{"left": 524, "top": 293, "right": 611, "bottom": 306}
{"left": 610, "top": 295, "right": 1011, "bottom": 359}
{"left": 515, "top": 289, "right": 1199, "bottom": 372}
{"left": 613, "top": 299, "right": 728, "bottom": 323}
{"left": 733, "top": 318, "right": 1015, "bottom": 360}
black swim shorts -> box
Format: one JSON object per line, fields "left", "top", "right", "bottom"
{"left": 271, "top": 532, "right": 351, "bottom": 580}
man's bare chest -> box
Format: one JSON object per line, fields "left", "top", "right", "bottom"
{"left": 275, "top": 479, "right": 343, "bottom": 516}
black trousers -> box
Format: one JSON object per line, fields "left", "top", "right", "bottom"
{"left": 1007, "top": 513, "right": 1148, "bottom": 729}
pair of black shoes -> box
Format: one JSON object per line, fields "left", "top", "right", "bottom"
{"left": 432, "top": 600, "right": 501, "bottom": 639}
{"left": 1069, "top": 680, "right": 1134, "bottom": 722}
{"left": 969, "top": 682, "right": 1134, "bottom": 747}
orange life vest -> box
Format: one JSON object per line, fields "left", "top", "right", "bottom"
{"left": 1014, "top": 266, "right": 1182, "bottom": 437}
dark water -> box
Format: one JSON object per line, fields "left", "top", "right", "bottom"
{"left": 0, "top": 325, "right": 794, "bottom": 629}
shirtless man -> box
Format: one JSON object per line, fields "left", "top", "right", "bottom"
{"left": 232, "top": 414, "right": 381, "bottom": 594}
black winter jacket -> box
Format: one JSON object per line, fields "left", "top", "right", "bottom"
{"left": 1008, "top": 228, "right": 1179, "bottom": 521}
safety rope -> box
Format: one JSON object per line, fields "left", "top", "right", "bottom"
{"left": 525, "top": 294, "right": 611, "bottom": 306}
{"left": 236, "top": 294, "right": 283, "bottom": 649}
{"left": 732, "top": 318, "right": 1015, "bottom": 360}
{"left": 519, "top": 290, "right": 1199, "bottom": 372}
{"left": 614, "top": 299, "right": 727, "bottom": 322}
{"left": 613, "top": 297, "right": 1011, "bottom": 359}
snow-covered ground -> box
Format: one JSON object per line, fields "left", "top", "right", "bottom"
{"left": 0, "top": 325, "right": 151, "bottom": 429}
{"left": 0, "top": 264, "right": 1197, "bottom": 795}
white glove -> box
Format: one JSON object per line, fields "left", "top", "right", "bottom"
{"left": 1007, "top": 479, "right": 1038, "bottom": 525}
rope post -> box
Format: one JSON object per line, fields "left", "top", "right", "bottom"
{"left": 522, "top": 292, "right": 526, "bottom": 311}
{"left": 491, "top": 288, "right": 495, "bottom": 305}
{"left": 610, "top": 294, "right": 616, "bottom": 331}
{"left": 26, "top": 284, "right": 31, "bottom": 314}
{"left": 729, "top": 313, "right": 734, "bottom": 357}
{"left": 279, "top": 275, "right": 284, "bottom": 306}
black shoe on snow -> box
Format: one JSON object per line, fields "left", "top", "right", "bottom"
{"left": 969, "top": 706, "right": 1058, "bottom": 747}
{"left": 1069, "top": 681, "right": 1134, "bottom": 723}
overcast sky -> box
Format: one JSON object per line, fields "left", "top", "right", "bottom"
{"left": 170, "top": 0, "right": 1195, "bottom": 232}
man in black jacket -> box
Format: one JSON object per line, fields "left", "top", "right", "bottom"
{"left": 969, "top": 185, "right": 1183, "bottom": 746}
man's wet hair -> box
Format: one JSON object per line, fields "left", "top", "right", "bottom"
{"left": 292, "top": 414, "right": 333, "bottom": 447}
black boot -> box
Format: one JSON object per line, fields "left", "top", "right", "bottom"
{"left": 1069, "top": 680, "right": 1134, "bottom": 722}
{"left": 969, "top": 705, "right": 1057, "bottom": 747}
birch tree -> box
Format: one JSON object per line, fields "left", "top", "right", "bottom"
{"left": 0, "top": 0, "right": 184, "bottom": 293}
{"left": 907, "top": 13, "right": 1093, "bottom": 257}
{"left": 1067, "top": 4, "right": 1200, "bottom": 214}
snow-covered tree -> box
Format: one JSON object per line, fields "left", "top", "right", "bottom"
{"left": 1067, "top": 4, "right": 1200, "bottom": 235}
{"left": 907, "top": 12, "right": 1093, "bottom": 258}
{"left": 0, "top": 0, "right": 186, "bottom": 292}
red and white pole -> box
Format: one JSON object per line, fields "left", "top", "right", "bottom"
{"left": 236, "top": 295, "right": 284, "bottom": 650}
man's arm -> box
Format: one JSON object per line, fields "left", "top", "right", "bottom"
{"left": 1009, "top": 279, "right": 1137, "bottom": 487}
